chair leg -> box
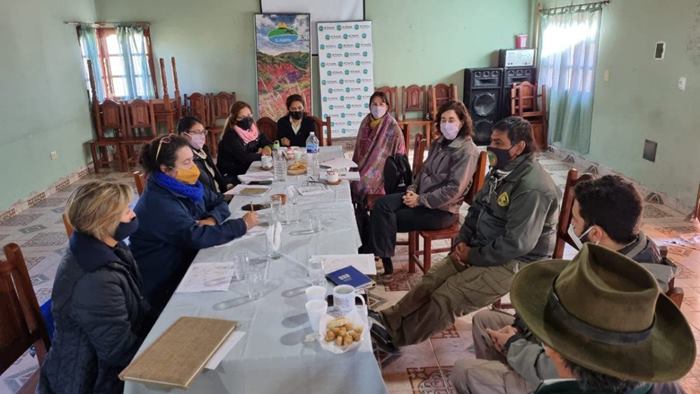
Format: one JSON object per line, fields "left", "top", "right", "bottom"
{"left": 90, "top": 143, "right": 100, "bottom": 174}
{"left": 423, "top": 237, "right": 432, "bottom": 272}
{"left": 115, "top": 143, "right": 127, "bottom": 172}
{"left": 408, "top": 231, "right": 417, "bottom": 274}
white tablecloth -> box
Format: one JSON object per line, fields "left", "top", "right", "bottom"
{"left": 124, "top": 147, "right": 387, "bottom": 394}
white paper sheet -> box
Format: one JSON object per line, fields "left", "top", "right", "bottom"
{"left": 320, "top": 171, "right": 360, "bottom": 181}
{"left": 320, "top": 157, "right": 358, "bottom": 169}
{"left": 204, "top": 331, "right": 246, "bottom": 370}
{"left": 225, "top": 184, "right": 271, "bottom": 196}
{"left": 297, "top": 185, "right": 330, "bottom": 196}
{"left": 176, "top": 262, "right": 237, "bottom": 293}
{"left": 315, "top": 254, "right": 377, "bottom": 276}
{"left": 238, "top": 172, "right": 274, "bottom": 184}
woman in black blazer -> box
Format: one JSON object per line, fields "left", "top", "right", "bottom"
{"left": 216, "top": 101, "right": 272, "bottom": 184}
{"left": 276, "top": 94, "right": 316, "bottom": 148}
{"left": 177, "top": 116, "right": 230, "bottom": 193}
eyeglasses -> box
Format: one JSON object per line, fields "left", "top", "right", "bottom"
{"left": 186, "top": 129, "right": 208, "bottom": 136}
{"left": 155, "top": 134, "right": 174, "bottom": 161}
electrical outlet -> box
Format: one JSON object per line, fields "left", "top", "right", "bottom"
{"left": 50, "top": 151, "right": 58, "bottom": 160}
{"left": 643, "top": 140, "right": 657, "bottom": 162}
{"left": 678, "top": 76, "right": 687, "bottom": 91}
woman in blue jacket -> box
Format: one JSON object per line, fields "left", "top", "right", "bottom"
{"left": 130, "top": 134, "right": 258, "bottom": 316}
{"left": 39, "top": 180, "right": 146, "bottom": 394}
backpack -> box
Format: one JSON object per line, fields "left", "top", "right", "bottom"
{"left": 383, "top": 155, "right": 412, "bottom": 194}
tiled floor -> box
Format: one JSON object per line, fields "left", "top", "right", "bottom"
{"left": 1, "top": 152, "right": 699, "bottom": 394}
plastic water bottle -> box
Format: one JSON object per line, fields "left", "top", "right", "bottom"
{"left": 305, "top": 133, "right": 320, "bottom": 179}
{"left": 273, "top": 149, "right": 287, "bottom": 182}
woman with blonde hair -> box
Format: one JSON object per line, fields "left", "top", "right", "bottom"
{"left": 39, "top": 180, "right": 148, "bottom": 394}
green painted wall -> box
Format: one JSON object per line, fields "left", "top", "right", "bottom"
{"left": 94, "top": 0, "right": 532, "bottom": 111}
{"left": 0, "top": 0, "right": 96, "bottom": 209}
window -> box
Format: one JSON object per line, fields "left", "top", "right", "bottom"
{"left": 78, "top": 25, "right": 156, "bottom": 101}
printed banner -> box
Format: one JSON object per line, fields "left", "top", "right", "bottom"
{"left": 255, "top": 14, "right": 312, "bottom": 120}
{"left": 317, "top": 21, "right": 374, "bottom": 138}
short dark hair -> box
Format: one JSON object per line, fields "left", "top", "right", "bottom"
{"left": 139, "top": 134, "right": 190, "bottom": 175}
{"left": 564, "top": 357, "right": 642, "bottom": 394}
{"left": 492, "top": 116, "right": 536, "bottom": 153}
{"left": 286, "top": 94, "right": 305, "bottom": 110}
{"left": 176, "top": 116, "right": 203, "bottom": 134}
{"left": 369, "top": 91, "right": 390, "bottom": 111}
{"left": 574, "top": 175, "right": 642, "bottom": 244}
{"left": 436, "top": 100, "right": 474, "bottom": 138}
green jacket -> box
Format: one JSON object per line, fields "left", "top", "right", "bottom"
{"left": 457, "top": 153, "right": 560, "bottom": 266}
{"left": 535, "top": 380, "right": 683, "bottom": 394}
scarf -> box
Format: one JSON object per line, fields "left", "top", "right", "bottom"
{"left": 152, "top": 171, "right": 204, "bottom": 202}
{"left": 233, "top": 123, "right": 260, "bottom": 144}
{"left": 193, "top": 148, "right": 216, "bottom": 179}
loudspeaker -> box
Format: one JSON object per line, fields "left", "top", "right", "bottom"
{"left": 501, "top": 67, "right": 537, "bottom": 117}
{"left": 464, "top": 68, "right": 503, "bottom": 145}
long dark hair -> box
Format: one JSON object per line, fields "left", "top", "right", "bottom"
{"left": 223, "top": 101, "right": 253, "bottom": 132}
{"left": 139, "top": 134, "right": 190, "bottom": 174}
{"left": 176, "top": 116, "right": 203, "bottom": 134}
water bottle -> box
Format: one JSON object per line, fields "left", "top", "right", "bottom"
{"left": 273, "top": 149, "right": 287, "bottom": 182}
{"left": 305, "top": 132, "right": 320, "bottom": 180}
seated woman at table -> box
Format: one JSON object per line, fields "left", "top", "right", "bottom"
{"left": 368, "top": 100, "right": 479, "bottom": 277}
{"left": 39, "top": 180, "right": 148, "bottom": 394}
{"left": 276, "top": 94, "right": 316, "bottom": 148}
{"left": 177, "top": 116, "right": 230, "bottom": 194}
{"left": 217, "top": 101, "right": 272, "bottom": 185}
{"left": 351, "top": 91, "right": 407, "bottom": 204}
{"left": 130, "top": 134, "right": 258, "bottom": 317}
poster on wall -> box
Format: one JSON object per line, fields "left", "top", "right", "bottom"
{"left": 260, "top": 0, "right": 364, "bottom": 54}
{"left": 255, "top": 13, "right": 312, "bottom": 120}
{"left": 317, "top": 21, "right": 374, "bottom": 138}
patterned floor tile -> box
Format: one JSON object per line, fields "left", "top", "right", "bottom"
{"left": 0, "top": 234, "right": 8, "bottom": 242}
{"left": 430, "top": 325, "right": 460, "bottom": 340}
{"left": 643, "top": 204, "right": 673, "bottom": 219}
{"left": 22, "top": 232, "right": 67, "bottom": 247}
{"left": 30, "top": 198, "right": 66, "bottom": 208}
{"left": 0, "top": 214, "right": 42, "bottom": 227}
{"left": 18, "top": 224, "right": 47, "bottom": 234}
{"left": 407, "top": 366, "right": 453, "bottom": 393}
{"left": 30, "top": 273, "right": 49, "bottom": 287}
{"left": 24, "top": 256, "right": 46, "bottom": 270}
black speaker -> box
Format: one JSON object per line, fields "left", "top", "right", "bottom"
{"left": 501, "top": 67, "right": 537, "bottom": 118}
{"left": 464, "top": 68, "right": 503, "bottom": 145}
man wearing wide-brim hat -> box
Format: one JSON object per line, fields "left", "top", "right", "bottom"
{"left": 510, "top": 244, "right": 695, "bottom": 394}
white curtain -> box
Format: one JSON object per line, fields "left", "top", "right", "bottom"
{"left": 538, "top": 3, "right": 603, "bottom": 154}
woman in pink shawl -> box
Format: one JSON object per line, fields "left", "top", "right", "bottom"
{"left": 351, "top": 91, "right": 407, "bottom": 206}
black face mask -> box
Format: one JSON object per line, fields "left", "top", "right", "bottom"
{"left": 487, "top": 146, "right": 514, "bottom": 170}
{"left": 289, "top": 111, "right": 303, "bottom": 120}
{"left": 114, "top": 217, "right": 139, "bottom": 241}
{"left": 236, "top": 117, "right": 254, "bottom": 130}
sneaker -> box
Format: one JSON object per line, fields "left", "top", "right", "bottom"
{"left": 368, "top": 310, "right": 400, "bottom": 355}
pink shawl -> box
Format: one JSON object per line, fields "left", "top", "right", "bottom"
{"left": 351, "top": 114, "right": 407, "bottom": 203}
{"left": 233, "top": 123, "right": 260, "bottom": 144}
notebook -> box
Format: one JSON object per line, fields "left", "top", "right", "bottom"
{"left": 326, "top": 265, "right": 374, "bottom": 289}
{"left": 119, "top": 317, "right": 237, "bottom": 389}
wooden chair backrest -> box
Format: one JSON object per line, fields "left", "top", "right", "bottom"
{"left": 0, "top": 243, "right": 50, "bottom": 373}
{"left": 375, "top": 86, "right": 400, "bottom": 119}
{"left": 428, "top": 83, "right": 458, "bottom": 119}
{"left": 401, "top": 84, "right": 427, "bottom": 120}
{"left": 124, "top": 99, "right": 156, "bottom": 137}
{"left": 209, "top": 92, "right": 236, "bottom": 126}
{"left": 511, "top": 82, "right": 547, "bottom": 119}
{"left": 464, "top": 151, "right": 488, "bottom": 205}
{"left": 96, "top": 99, "right": 125, "bottom": 139}
{"left": 133, "top": 171, "right": 147, "bottom": 195}
{"left": 257, "top": 117, "right": 278, "bottom": 143}
{"left": 412, "top": 133, "right": 426, "bottom": 177}
{"left": 185, "top": 93, "right": 210, "bottom": 126}
{"left": 312, "top": 116, "right": 333, "bottom": 146}
{"left": 552, "top": 168, "right": 594, "bottom": 259}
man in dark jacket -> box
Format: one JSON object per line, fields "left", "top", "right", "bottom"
{"left": 452, "top": 175, "right": 679, "bottom": 394}
{"left": 509, "top": 245, "right": 693, "bottom": 394}
{"left": 370, "top": 117, "right": 560, "bottom": 351}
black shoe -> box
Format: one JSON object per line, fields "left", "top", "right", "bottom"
{"left": 368, "top": 310, "right": 400, "bottom": 355}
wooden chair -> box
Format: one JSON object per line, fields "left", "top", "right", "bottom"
{"left": 133, "top": 171, "right": 147, "bottom": 195}
{"left": 0, "top": 243, "right": 51, "bottom": 394}
{"left": 375, "top": 86, "right": 401, "bottom": 120}
{"left": 62, "top": 213, "right": 73, "bottom": 238}
{"left": 510, "top": 82, "right": 548, "bottom": 150}
{"left": 170, "top": 57, "right": 183, "bottom": 117}
{"left": 401, "top": 85, "right": 428, "bottom": 121}
{"left": 311, "top": 116, "right": 333, "bottom": 147}
{"left": 428, "top": 83, "right": 458, "bottom": 120}
{"left": 90, "top": 99, "right": 127, "bottom": 173}
{"left": 409, "top": 150, "right": 489, "bottom": 273}
{"left": 119, "top": 99, "right": 157, "bottom": 169}
{"left": 257, "top": 117, "right": 278, "bottom": 143}
{"left": 152, "top": 58, "right": 177, "bottom": 134}
{"left": 207, "top": 92, "right": 236, "bottom": 157}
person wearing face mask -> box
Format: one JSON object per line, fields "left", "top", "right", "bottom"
{"left": 351, "top": 91, "right": 407, "bottom": 207}
{"left": 39, "top": 181, "right": 149, "bottom": 394}
{"left": 176, "top": 116, "right": 230, "bottom": 194}
{"left": 130, "top": 134, "right": 258, "bottom": 318}
{"left": 367, "top": 100, "right": 477, "bottom": 277}
{"left": 369, "top": 116, "right": 559, "bottom": 355}
{"left": 216, "top": 101, "right": 272, "bottom": 184}
{"left": 450, "top": 175, "right": 678, "bottom": 394}
{"left": 276, "top": 94, "right": 316, "bottom": 147}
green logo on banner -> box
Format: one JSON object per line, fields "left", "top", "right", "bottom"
{"left": 339, "top": 79, "right": 344, "bottom": 85}
{"left": 344, "top": 70, "right": 349, "bottom": 75}
{"left": 362, "top": 51, "right": 368, "bottom": 57}
{"left": 337, "top": 43, "right": 343, "bottom": 49}
{"left": 346, "top": 104, "right": 351, "bottom": 109}
{"left": 354, "top": 24, "right": 359, "bottom": 30}
{"left": 347, "top": 120, "right": 352, "bottom": 125}
{"left": 327, "top": 71, "right": 332, "bottom": 76}
{"left": 340, "top": 96, "right": 345, "bottom": 101}
{"left": 325, "top": 34, "right": 330, "bottom": 40}
{"left": 329, "top": 104, "right": 333, "bottom": 109}
{"left": 356, "top": 78, "right": 361, "bottom": 83}
{"left": 345, "top": 87, "right": 350, "bottom": 92}
{"left": 355, "top": 60, "right": 360, "bottom": 66}
{"left": 323, "top": 97, "right": 328, "bottom": 102}
{"left": 326, "top": 53, "right": 331, "bottom": 58}
{"left": 321, "top": 80, "right": 326, "bottom": 85}
{"left": 355, "top": 43, "right": 360, "bottom": 48}
{"left": 341, "top": 113, "right": 345, "bottom": 118}
{"left": 362, "top": 33, "right": 367, "bottom": 38}
{"left": 319, "top": 26, "right": 324, "bottom": 31}
{"left": 320, "top": 44, "right": 325, "bottom": 50}
{"left": 338, "top": 61, "right": 343, "bottom": 67}
{"left": 356, "top": 96, "right": 361, "bottom": 101}
{"left": 357, "top": 111, "right": 362, "bottom": 116}
{"left": 343, "top": 34, "right": 348, "bottom": 39}
{"left": 363, "top": 69, "right": 368, "bottom": 74}
{"left": 364, "top": 103, "right": 369, "bottom": 108}
{"left": 336, "top": 25, "right": 341, "bottom": 30}
{"left": 363, "top": 86, "right": 369, "bottom": 92}
{"left": 328, "top": 88, "right": 333, "bottom": 93}
{"left": 344, "top": 52, "right": 349, "bottom": 58}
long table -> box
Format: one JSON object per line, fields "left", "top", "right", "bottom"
{"left": 124, "top": 146, "right": 387, "bottom": 394}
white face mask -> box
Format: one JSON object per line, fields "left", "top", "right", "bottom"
{"left": 370, "top": 104, "right": 387, "bottom": 119}
{"left": 187, "top": 133, "right": 206, "bottom": 150}
{"left": 567, "top": 223, "right": 594, "bottom": 250}
{"left": 440, "top": 121, "right": 460, "bottom": 140}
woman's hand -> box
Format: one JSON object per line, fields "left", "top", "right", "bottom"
{"left": 197, "top": 217, "right": 217, "bottom": 226}
{"left": 243, "top": 212, "right": 259, "bottom": 229}
{"left": 402, "top": 191, "right": 420, "bottom": 208}
{"left": 280, "top": 137, "right": 291, "bottom": 146}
